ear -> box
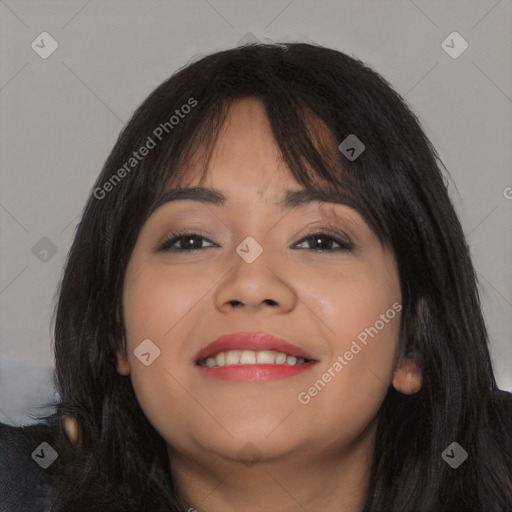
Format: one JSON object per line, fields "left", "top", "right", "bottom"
{"left": 392, "top": 356, "right": 422, "bottom": 394}
{"left": 116, "top": 341, "right": 131, "bottom": 375}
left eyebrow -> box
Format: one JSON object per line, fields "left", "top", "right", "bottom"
{"left": 150, "top": 186, "right": 353, "bottom": 215}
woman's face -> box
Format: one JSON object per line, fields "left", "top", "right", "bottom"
{"left": 119, "top": 97, "right": 402, "bottom": 466}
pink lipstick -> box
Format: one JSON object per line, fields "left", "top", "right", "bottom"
{"left": 194, "top": 332, "right": 318, "bottom": 382}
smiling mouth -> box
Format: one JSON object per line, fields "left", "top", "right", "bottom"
{"left": 197, "top": 349, "right": 314, "bottom": 368}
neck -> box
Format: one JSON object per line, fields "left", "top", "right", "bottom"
{"left": 168, "top": 420, "right": 376, "bottom": 512}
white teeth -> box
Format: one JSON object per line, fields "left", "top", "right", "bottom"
{"left": 239, "top": 350, "right": 257, "bottom": 364}
{"left": 199, "top": 349, "right": 309, "bottom": 368}
{"left": 225, "top": 351, "right": 239, "bottom": 365}
{"left": 286, "top": 355, "right": 297, "bottom": 365}
{"left": 256, "top": 350, "right": 276, "bottom": 364}
{"left": 216, "top": 352, "right": 225, "bottom": 366}
{"left": 275, "top": 352, "right": 287, "bottom": 364}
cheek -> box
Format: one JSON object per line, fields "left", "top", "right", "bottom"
{"left": 313, "top": 261, "right": 400, "bottom": 355}
{"left": 297, "top": 316, "right": 399, "bottom": 441}
{"left": 122, "top": 264, "right": 198, "bottom": 446}
{"left": 298, "top": 266, "right": 400, "bottom": 431}
{"left": 122, "top": 261, "right": 211, "bottom": 432}
{"left": 123, "top": 262, "right": 196, "bottom": 341}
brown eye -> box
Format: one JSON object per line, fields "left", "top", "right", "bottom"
{"left": 156, "top": 229, "right": 354, "bottom": 253}
{"left": 294, "top": 231, "right": 354, "bottom": 252}
{"left": 157, "top": 231, "right": 217, "bottom": 252}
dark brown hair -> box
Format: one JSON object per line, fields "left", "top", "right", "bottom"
{"left": 37, "top": 42, "right": 512, "bottom": 511}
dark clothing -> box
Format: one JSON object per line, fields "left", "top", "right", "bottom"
{"left": 0, "top": 421, "right": 55, "bottom": 512}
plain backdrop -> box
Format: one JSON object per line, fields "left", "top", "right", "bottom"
{"left": 1, "top": 0, "right": 511, "bottom": 425}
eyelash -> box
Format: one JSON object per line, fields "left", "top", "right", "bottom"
{"left": 156, "top": 228, "right": 354, "bottom": 253}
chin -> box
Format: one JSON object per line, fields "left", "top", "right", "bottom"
{"left": 216, "top": 403, "right": 296, "bottom": 434}
{"left": 196, "top": 430, "right": 304, "bottom": 465}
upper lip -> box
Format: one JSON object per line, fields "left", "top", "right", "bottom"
{"left": 194, "top": 332, "right": 318, "bottom": 364}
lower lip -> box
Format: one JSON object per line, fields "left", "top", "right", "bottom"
{"left": 196, "top": 363, "right": 316, "bottom": 382}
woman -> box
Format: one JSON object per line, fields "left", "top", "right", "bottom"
{"left": 12, "top": 42, "right": 512, "bottom": 511}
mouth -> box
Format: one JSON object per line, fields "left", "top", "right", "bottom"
{"left": 194, "top": 332, "right": 318, "bottom": 382}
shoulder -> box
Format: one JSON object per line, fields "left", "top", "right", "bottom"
{"left": 0, "top": 421, "right": 60, "bottom": 512}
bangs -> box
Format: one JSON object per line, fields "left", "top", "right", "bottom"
{"left": 101, "top": 42, "right": 432, "bottom": 266}
{"left": 145, "top": 93, "right": 391, "bottom": 248}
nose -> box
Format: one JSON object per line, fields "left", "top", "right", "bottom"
{"left": 213, "top": 242, "right": 298, "bottom": 314}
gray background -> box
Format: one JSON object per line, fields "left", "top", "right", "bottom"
{"left": 1, "top": 0, "right": 511, "bottom": 426}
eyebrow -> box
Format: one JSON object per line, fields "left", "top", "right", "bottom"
{"left": 150, "top": 186, "right": 353, "bottom": 214}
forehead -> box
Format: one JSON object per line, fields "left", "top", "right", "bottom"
{"left": 167, "top": 97, "right": 340, "bottom": 199}
{"left": 179, "top": 99, "right": 294, "bottom": 189}
{"left": 149, "top": 99, "right": 371, "bottom": 234}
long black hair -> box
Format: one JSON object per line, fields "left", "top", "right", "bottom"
{"left": 39, "top": 42, "right": 511, "bottom": 511}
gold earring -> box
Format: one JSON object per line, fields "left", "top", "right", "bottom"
{"left": 59, "top": 413, "right": 82, "bottom": 447}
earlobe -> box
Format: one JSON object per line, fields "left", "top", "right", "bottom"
{"left": 392, "top": 357, "right": 422, "bottom": 394}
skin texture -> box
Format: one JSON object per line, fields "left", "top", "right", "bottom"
{"left": 118, "top": 98, "right": 422, "bottom": 512}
